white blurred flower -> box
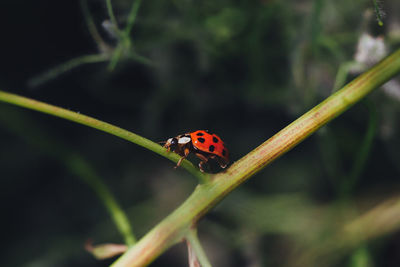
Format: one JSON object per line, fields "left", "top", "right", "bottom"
{"left": 383, "top": 80, "right": 400, "bottom": 102}
{"left": 102, "top": 19, "right": 119, "bottom": 39}
{"left": 354, "top": 33, "right": 387, "bottom": 67}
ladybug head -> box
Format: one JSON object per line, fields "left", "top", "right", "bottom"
{"left": 166, "top": 137, "right": 178, "bottom": 150}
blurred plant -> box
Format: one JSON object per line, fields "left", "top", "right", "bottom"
{"left": 0, "top": 105, "right": 136, "bottom": 247}
{"left": 85, "top": 240, "right": 128, "bottom": 260}
{"left": 28, "top": 0, "right": 150, "bottom": 88}
{"left": 2, "top": 0, "right": 400, "bottom": 266}
{"left": 372, "top": 0, "right": 385, "bottom": 26}
{"left": 334, "top": 33, "right": 387, "bottom": 91}
{"left": 1, "top": 47, "right": 400, "bottom": 266}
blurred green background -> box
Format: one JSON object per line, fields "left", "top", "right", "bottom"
{"left": 1, "top": 0, "right": 400, "bottom": 266}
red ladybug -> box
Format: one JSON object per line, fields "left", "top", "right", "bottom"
{"left": 163, "top": 130, "right": 229, "bottom": 172}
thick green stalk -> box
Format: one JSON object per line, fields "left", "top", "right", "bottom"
{"left": 111, "top": 49, "right": 400, "bottom": 266}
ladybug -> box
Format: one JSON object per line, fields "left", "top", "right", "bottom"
{"left": 163, "top": 130, "right": 229, "bottom": 172}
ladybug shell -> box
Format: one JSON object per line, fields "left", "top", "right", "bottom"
{"left": 190, "top": 130, "right": 229, "bottom": 162}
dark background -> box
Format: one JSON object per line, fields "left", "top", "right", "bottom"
{"left": 1, "top": 0, "right": 400, "bottom": 266}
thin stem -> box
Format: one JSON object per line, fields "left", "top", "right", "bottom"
{"left": 349, "top": 246, "right": 372, "bottom": 267}
{"left": 128, "top": 52, "right": 154, "bottom": 66}
{"left": 333, "top": 61, "right": 362, "bottom": 92}
{"left": 297, "top": 195, "right": 400, "bottom": 265}
{"left": 0, "top": 90, "right": 209, "bottom": 184}
{"left": 111, "top": 49, "right": 400, "bottom": 267}
{"left": 125, "top": 0, "right": 142, "bottom": 37}
{"left": 80, "top": 0, "right": 108, "bottom": 50}
{"left": 186, "top": 228, "right": 212, "bottom": 267}
{"left": 67, "top": 154, "right": 136, "bottom": 246}
{"left": 108, "top": 0, "right": 145, "bottom": 70}
{"left": 108, "top": 43, "right": 124, "bottom": 70}
{"left": 372, "top": 0, "right": 384, "bottom": 26}
{"left": 0, "top": 106, "right": 136, "bottom": 246}
{"left": 28, "top": 54, "right": 110, "bottom": 88}
{"left": 342, "top": 101, "right": 377, "bottom": 195}
{"left": 106, "top": 0, "right": 121, "bottom": 34}
{"left": 310, "top": 0, "right": 323, "bottom": 53}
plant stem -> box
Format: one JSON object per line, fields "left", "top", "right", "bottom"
{"left": 108, "top": 43, "right": 124, "bottom": 70}
{"left": 107, "top": 0, "right": 144, "bottom": 71}
{"left": 372, "top": 0, "right": 384, "bottom": 26}
{"left": 67, "top": 154, "right": 137, "bottom": 246}
{"left": 297, "top": 195, "right": 400, "bottom": 266}
{"left": 81, "top": 0, "right": 108, "bottom": 50}
{"left": 341, "top": 101, "right": 377, "bottom": 196}
{"left": 125, "top": 0, "right": 142, "bottom": 37}
{"left": 111, "top": 49, "right": 400, "bottom": 267}
{"left": 0, "top": 90, "right": 208, "bottom": 183}
{"left": 0, "top": 106, "right": 136, "bottom": 246}
{"left": 106, "top": 0, "right": 121, "bottom": 34}
{"left": 28, "top": 54, "right": 110, "bottom": 88}
{"left": 186, "top": 228, "right": 212, "bottom": 267}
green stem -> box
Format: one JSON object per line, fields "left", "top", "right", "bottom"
{"left": 108, "top": 43, "right": 124, "bottom": 70}
{"left": 0, "top": 90, "right": 208, "bottom": 183}
{"left": 28, "top": 54, "right": 110, "bottom": 88}
{"left": 81, "top": 0, "right": 108, "bottom": 49}
{"left": 67, "top": 154, "right": 136, "bottom": 246}
{"left": 111, "top": 49, "right": 400, "bottom": 267}
{"left": 0, "top": 106, "right": 136, "bottom": 246}
{"left": 342, "top": 101, "right": 377, "bottom": 195}
{"left": 125, "top": 0, "right": 142, "bottom": 36}
{"left": 128, "top": 52, "right": 153, "bottom": 66}
{"left": 186, "top": 228, "right": 212, "bottom": 267}
{"left": 372, "top": 0, "right": 384, "bottom": 26}
{"left": 106, "top": 0, "right": 121, "bottom": 34}
{"left": 108, "top": 0, "right": 144, "bottom": 70}
{"left": 332, "top": 61, "right": 361, "bottom": 92}
{"left": 298, "top": 195, "right": 400, "bottom": 265}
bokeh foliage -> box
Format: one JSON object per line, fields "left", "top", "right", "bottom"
{"left": 1, "top": 0, "right": 400, "bottom": 266}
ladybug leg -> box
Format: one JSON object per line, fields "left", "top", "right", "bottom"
{"left": 195, "top": 153, "right": 209, "bottom": 173}
{"left": 198, "top": 161, "right": 207, "bottom": 173}
{"left": 216, "top": 156, "right": 228, "bottom": 169}
{"left": 175, "top": 157, "right": 184, "bottom": 168}
{"left": 163, "top": 143, "right": 173, "bottom": 153}
{"left": 174, "top": 147, "right": 190, "bottom": 169}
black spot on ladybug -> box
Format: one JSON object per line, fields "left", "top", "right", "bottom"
{"left": 196, "top": 132, "right": 204, "bottom": 136}
{"left": 222, "top": 149, "right": 226, "bottom": 156}
{"left": 212, "top": 136, "right": 219, "bottom": 143}
{"left": 198, "top": 137, "right": 205, "bottom": 143}
{"left": 209, "top": 145, "right": 215, "bottom": 152}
